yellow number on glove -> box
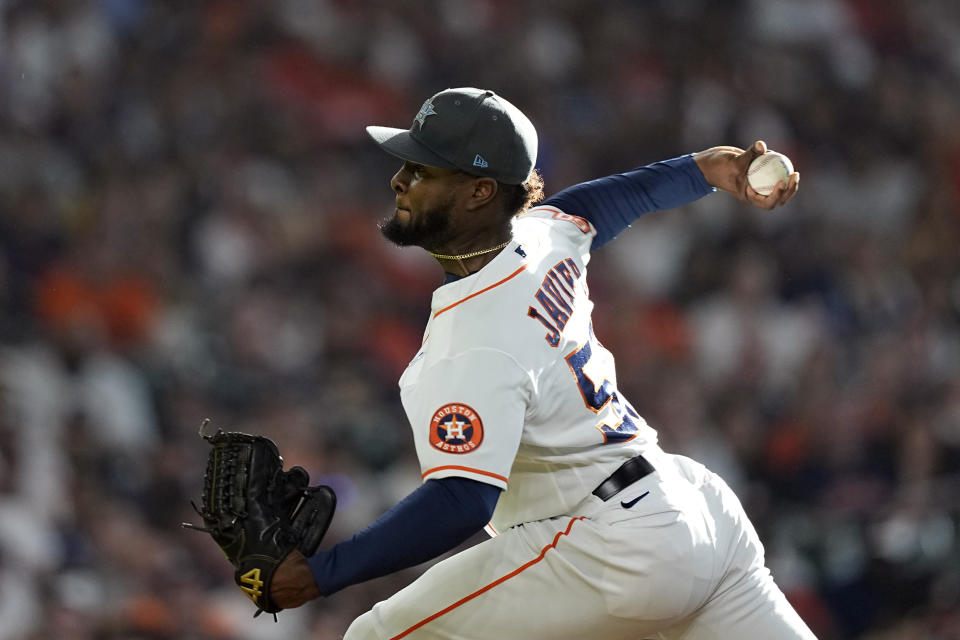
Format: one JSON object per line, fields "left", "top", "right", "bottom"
{"left": 239, "top": 568, "right": 264, "bottom": 604}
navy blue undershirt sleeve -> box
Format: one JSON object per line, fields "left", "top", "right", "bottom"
{"left": 542, "top": 154, "right": 715, "bottom": 249}
{"left": 307, "top": 476, "right": 500, "bottom": 595}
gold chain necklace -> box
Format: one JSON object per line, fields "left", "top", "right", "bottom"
{"left": 427, "top": 239, "right": 511, "bottom": 261}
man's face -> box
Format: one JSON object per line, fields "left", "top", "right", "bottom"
{"left": 379, "top": 162, "right": 465, "bottom": 249}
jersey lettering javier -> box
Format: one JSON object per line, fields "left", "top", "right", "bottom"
{"left": 399, "top": 206, "right": 658, "bottom": 531}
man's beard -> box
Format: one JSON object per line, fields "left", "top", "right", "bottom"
{"left": 379, "top": 196, "right": 455, "bottom": 250}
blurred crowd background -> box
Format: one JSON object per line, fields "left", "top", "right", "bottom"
{"left": 0, "top": 0, "right": 958, "bottom": 638}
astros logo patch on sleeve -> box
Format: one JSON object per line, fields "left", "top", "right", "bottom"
{"left": 430, "top": 403, "right": 484, "bottom": 453}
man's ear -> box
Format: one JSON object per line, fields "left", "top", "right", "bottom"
{"left": 465, "top": 177, "right": 498, "bottom": 211}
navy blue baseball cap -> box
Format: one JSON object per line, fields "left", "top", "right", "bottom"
{"left": 366, "top": 87, "right": 538, "bottom": 185}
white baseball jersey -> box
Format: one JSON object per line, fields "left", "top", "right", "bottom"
{"left": 399, "top": 207, "right": 656, "bottom": 532}
{"left": 348, "top": 208, "right": 817, "bottom": 639}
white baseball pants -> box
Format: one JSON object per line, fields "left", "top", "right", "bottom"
{"left": 343, "top": 449, "right": 817, "bottom": 639}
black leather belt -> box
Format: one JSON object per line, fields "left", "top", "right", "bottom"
{"left": 592, "top": 454, "right": 656, "bottom": 501}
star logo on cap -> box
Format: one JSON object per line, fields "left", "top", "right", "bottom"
{"left": 414, "top": 97, "right": 437, "bottom": 128}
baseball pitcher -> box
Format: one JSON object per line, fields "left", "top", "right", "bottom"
{"left": 201, "top": 87, "right": 814, "bottom": 639}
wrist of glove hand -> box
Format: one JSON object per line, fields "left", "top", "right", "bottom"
{"left": 270, "top": 549, "right": 321, "bottom": 609}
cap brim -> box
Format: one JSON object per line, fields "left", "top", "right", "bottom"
{"left": 365, "top": 126, "right": 459, "bottom": 170}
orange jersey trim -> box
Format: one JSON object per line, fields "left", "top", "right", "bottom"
{"left": 390, "top": 517, "right": 586, "bottom": 639}
{"left": 421, "top": 465, "right": 508, "bottom": 484}
{"left": 433, "top": 266, "right": 527, "bottom": 318}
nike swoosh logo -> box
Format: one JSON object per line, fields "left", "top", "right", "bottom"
{"left": 620, "top": 491, "right": 650, "bottom": 509}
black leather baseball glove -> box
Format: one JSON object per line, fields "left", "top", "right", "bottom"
{"left": 182, "top": 423, "right": 336, "bottom": 618}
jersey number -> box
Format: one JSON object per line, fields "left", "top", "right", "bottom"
{"left": 564, "top": 328, "right": 640, "bottom": 444}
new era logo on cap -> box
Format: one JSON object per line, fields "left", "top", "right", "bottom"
{"left": 473, "top": 154, "right": 489, "bottom": 168}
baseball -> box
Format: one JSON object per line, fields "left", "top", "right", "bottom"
{"left": 747, "top": 151, "right": 793, "bottom": 196}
